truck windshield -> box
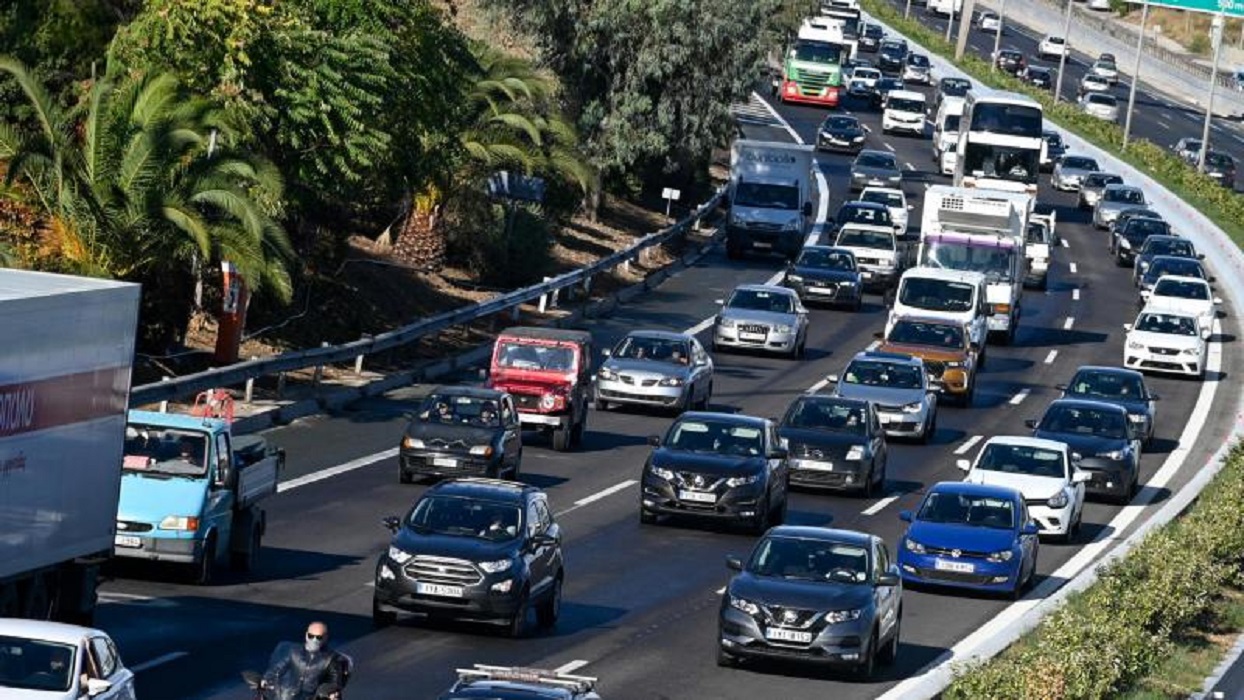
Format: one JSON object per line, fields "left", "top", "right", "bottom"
{"left": 0, "top": 637, "right": 75, "bottom": 692}
{"left": 495, "top": 342, "right": 576, "bottom": 372}
{"left": 963, "top": 142, "right": 1039, "bottom": 185}
{"left": 734, "top": 182, "right": 799, "bottom": 209}
{"left": 793, "top": 41, "right": 842, "bottom": 64}
{"left": 899, "top": 278, "right": 976, "bottom": 312}
{"left": 924, "top": 241, "right": 1016, "bottom": 282}
{"left": 123, "top": 425, "right": 209, "bottom": 477}
{"left": 408, "top": 496, "right": 522, "bottom": 542}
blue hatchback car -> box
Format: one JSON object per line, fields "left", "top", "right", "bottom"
{"left": 896, "top": 482, "right": 1039, "bottom": 599}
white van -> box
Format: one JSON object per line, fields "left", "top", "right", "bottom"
{"left": 933, "top": 96, "right": 966, "bottom": 175}
{"left": 881, "top": 89, "right": 928, "bottom": 136}
{"left": 886, "top": 267, "right": 990, "bottom": 359}
{"left": 928, "top": 0, "right": 963, "bottom": 16}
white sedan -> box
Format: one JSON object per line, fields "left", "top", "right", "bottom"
{"left": 1124, "top": 308, "right": 1211, "bottom": 378}
{"left": 0, "top": 619, "right": 137, "bottom": 699}
{"left": 959, "top": 436, "right": 1088, "bottom": 540}
{"left": 1142, "top": 275, "right": 1221, "bottom": 333}
{"left": 858, "top": 186, "right": 912, "bottom": 236}
{"left": 1038, "top": 35, "right": 1069, "bottom": 60}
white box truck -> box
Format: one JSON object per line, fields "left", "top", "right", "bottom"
{"left": 0, "top": 269, "right": 140, "bottom": 624}
{"left": 726, "top": 140, "right": 816, "bottom": 261}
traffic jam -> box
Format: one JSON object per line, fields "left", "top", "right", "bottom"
{"left": 0, "top": 1, "right": 1229, "bottom": 699}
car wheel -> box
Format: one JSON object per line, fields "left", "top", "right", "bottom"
{"left": 880, "top": 610, "right": 902, "bottom": 665}
{"left": 640, "top": 508, "right": 657, "bottom": 525}
{"left": 770, "top": 494, "right": 788, "bottom": 526}
{"left": 192, "top": 534, "right": 217, "bottom": 586}
{"left": 863, "top": 464, "right": 876, "bottom": 497}
{"left": 751, "top": 493, "right": 771, "bottom": 535}
{"left": 593, "top": 391, "right": 611, "bottom": 411}
{"left": 508, "top": 589, "right": 530, "bottom": 638}
{"left": 856, "top": 633, "right": 878, "bottom": 679}
{"left": 372, "top": 596, "right": 397, "bottom": 628}
{"left": 696, "top": 382, "right": 713, "bottom": 410}
{"left": 717, "top": 644, "right": 738, "bottom": 668}
{"left": 552, "top": 426, "right": 571, "bottom": 452}
{"left": 920, "top": 410, "right": 936, "bottom": 444}
{"left": 852, "top": 295, "right": 863, "bottom": 312}
{"left": 399, "top": 469, "right": 414, "bottom": 484}
{"left": 537, "top": 575, "right": 562, "bottom": 629}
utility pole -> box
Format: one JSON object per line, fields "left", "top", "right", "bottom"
{"left": 991, "top": 0, "right": 1009, "bottom": 73}
{"left": 1198, "top": 13, "right": 1226, "bottom": 173}
{"left": 1122, "top": 0, "right": 1151, "bottom": 149}
{"left": 955, "top": 0, "right": 977, "bottom": 59}
{"left": 1052, "top": 0, "right": 1075, "bottom": 103}
{"left": 905, "top": 0, "right": 913, "bottom": 19}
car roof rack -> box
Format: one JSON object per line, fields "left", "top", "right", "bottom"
{"left": 456, "top": 664, "right": 598, "bottom": 693}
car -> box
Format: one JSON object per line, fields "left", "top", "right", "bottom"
{"left": 1026, "top": 399, "right": 1139, "bottom": 503}
{"left": 1099, "top": 52, "right": 1117, "bottom": 62}
{"left": 1037, "top": 35, "right": 1069, "bottom": 60}
{"left": 886, "top": 268, "right": 988, "bottom": 355}
{"left": 1093, "top": 184, "right": 1147, "bottom": 230}
{"left": 833, "top": 200, "right": 894, "bottom": 234}
{"left": 779, "top": 394, "right": 887, "bottom": 493}
{"left": 834, "top": 224, "right": 901, "bottom": 292}
{"left": 489, "top": 327, "right": 593, "bottom": 452}
{"left": 878, "top": 39, "right": 909, "bottom": 74}
{"left": 1078, "top": 172, "right": 1124, "bottom": 210}
{"left": 903, "top": 53, "right": 933, "bottom": 84}
{"left": 876, "top": 315, "right": 979, "bottom": 406}
{"left": 440, "top": 665, "right": 600, "bottom": 699}
{"left": 1024, "top": 212, "right": 1059, "bottom": 290}
{"left": 976, "top": 10, "right": 1002, "bottom": 32}
{"left": 1133, "top": 235, "right": 1200, "bottom": 283}
{"left": 1051, "top": 155, "right": 1100, "bottom": 191}
{"left": 896, "top": 481, "right": 1039, "bottom": 598}
{"left": 1173, "top": 137, "right": 1203, "bottom": 163}
{"left": 1143, "top": 276, "right": 1221, "bottom": 333}
{"left": 1203, "top": 150, "right": 1237, "bottom": 189}
{"left": 882, "top": 89, "right": 928, "bottom": 136}
{"left": 1058, "top": 366, "right": 1159, "bottom": 447}
{"left": 859, "top": 186, "right": 911, "bottom": 235}
{"left": 594, "top": 330, "right": 714, "bottom": 413}
{"left": 1087, "top": 0, "right": 1111, "bottom": 9}
{"left": 1090, "top": 56, "right": 1119, "bottom": 84}
{"left": 829, "top": 350, "right": 939, "bottom": 442}
{"left": 958, "top": 436, "right": 1088, "bottom": 541}
{"left": 783, "top": 246, "right": 864, "bottom": 310}
{"left": 1110, "top": 207, "right": 1164, "bottom": 236}
{"left": 1112, "top": 216, "right": 1172, "bottom": 267}
{"left": 817, "top": 114, "right": 868, "bottom": 153}
{"left": 849, "top": 149, "right": 903, "bottom": 191}
{"left": 718, "top": 526, "right": 902, "bottom": 675}
{"left": 0, "top": 620, "right": 137, "bottom": 699}
{"left": 713, "top": 284, "right": 809, "bottom": 357}
{"left": 1124, "top": 308, "right": 1211, "bottom": 379}
{"left": 373, "top": 477, "right": 565, "bottom": 636}
{"left": 860, "top": 23, "right": 885, "bottom": 52}
{"left": 848, "top": 66, "right": 883, "bottom": 96}
{"left": 1021, "top": 66, "right": 1054, "bottom": 91}
{"left": 1080, "top": 92, "right": 1119, "bottom": 121}
{"left": 640, "top": 411, "right": 790, "bottom": 532}
{"left": 934, "top": 76, "right": 972, "bottom": 109}
{"left": 1138, "top": 255, "right": 1211, "bottom": 302}
{"left": 871, "top": 77, "right": 907, "bottom": 109}
{"left": 1077, "top": 73, "right": 1110, "bottom": 97}
{"left": 399, "top": 385, "right": 523, "bottom": 483}
{"left": 994, "top": 49, "right": 1026, "bottom": 75}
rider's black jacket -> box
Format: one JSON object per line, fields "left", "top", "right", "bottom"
{"left": 262, "top": 642, "right": 345, "bottom": 700}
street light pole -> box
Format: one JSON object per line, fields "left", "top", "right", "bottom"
{"left": 905, "top": 0, "right": 913, "bottom": 20}
{"left": 991, "top": 0, "right": 1009, "bottom": 73}
{"left": 1122, "top": 0, "right": 1150, "bottom": 150}
{"left": 945, "top": 1, "right": 956, "bottom": 43}
{"left": 1053, "top": 0, "right": 1074, "bottom": 103}
{"left": 1198, "top": 13, "right": 1226, "bottom": 173}
{"left": 955, "top": 0, "right": 978, "bottom": 60}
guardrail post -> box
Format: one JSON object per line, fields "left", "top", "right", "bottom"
{"left": 511, "top": 304, "right": 521, "bottom": 322}
{"left": 583, "top": 275, "right": 593, "bottom": 297}
{"left": 355, "top": 335, "right": 372, "bottom": 375}
{"left": 158, "top": 376, "right": 171, "bottom": 413}
{"left": 313, "top": 341, "right": 328, "bottom": 387}
{"left": 244, "top": 357, "right": 258, "bottom": 403}
{"left": 276, "top": 372, "right": 286, "bottom": 398}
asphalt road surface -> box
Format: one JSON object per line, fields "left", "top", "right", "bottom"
{"left": 99, "top": 77, "right": 1241, "bottom": 700}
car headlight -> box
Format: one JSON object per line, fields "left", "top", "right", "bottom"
{"left": 852, "top": 135, "right": 865, "bottom": 142}
{"left": 787, "top": 274, "right": 804, "bottom": 284}
{"left": 402, "top": 437, "right": 425, "bottom": 449}
{"left": 845, "top": 445, "right": 865, "bottom": 461}
{"left": 839, "top": 279, "right": 857, "bottom": 287}
{"left": 539, "top": 394, "right": 557, "bottom": 410}
{"left": 599, "top": 367, "right": 618, "bottom": 381}
{"left": 479, "top": 558, "right": 513, "bottom": 574}
{"left": 904, "top": 537, "right": 926, "bottom": 554}
{"left": 1127, "top": 340, "right": 1145, "bottom": 350}
{"left": 726, "top": 474, "right": 760, "bottom": 488}
{"left": 658, "top": 376, "right": 685, "bottom": 387}
{"left": 902, "top": 401, "right": 923, "bottom": 414}
{"left": 986, "top": 549, "right": 1014, "bottom": 562}
{"left": 945, "top": 360, "right": 966, "bottom": 369}
{"left": 729, "top": 595, "right": 761, "bottom": 616}
{"left": 1182, "top": 347, "right": 1201, "bottom": 355}
{"left": 159, "top": 516, "right": 200, "bottom": 531}
{"left": 1096, "top": 450, "right": 1125, "bottom": 460}
{"left": 824, "top": 609, "right": 864, "bottom": 624}
{"left": 650, "top": 465, "right": 676, "bottom": 481}
{"left": 717, "top": 316, "right": 735, "bottom": 328}
{"left": 1047, "top": 490, "right": 1069, "bottom": 509}
{"left": 774, "top": 324, "right": 793, "bottom": 334}
{"left": 387, "top": 545, "right": 413, "bottom": 564}
{"left": 1128, "top": 414, "right": 1147, "bottom": 423}
{"left": 469, "top": 444, "right": 495, "bottom": 457}
{"left": 877, "top": 258, "right": 896, "bottom": 268}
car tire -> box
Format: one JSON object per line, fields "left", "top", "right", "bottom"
{"left": 717, "top": 645, "right": 738, "bottom": 668}
{"left": 399, "top": 469, "right": 414, "bottom": 484}
{"left": 593, "top": 391, "right": 611, "bottom": 411}
{"left": 372, "top": 596, "right": 397, "bottom": 628}
{"left": 537, "top": 575, "right": 562, "bottom": 629}
{"left": 640, "top": 508, "right": 657, "bottom": 525}
{"left": 920, "top": 411, "right": 936, "bottom": 444}
{"left": 770, "top": 494, "right": 788, "bottom": 526}
{"left": 852, "top": 295, "right": 864, "bottom": 312}
{"left": 508, "top": 589, "right": 530, "bottom": 638}
{"left": 751, "top": 493, "right": 771, "bottom": 536}
{"left": 863, "top": 465, "right": 876, "bottom": 498}
{"left": 552, "top": 427, "right": 571, "bottom": 452}
{"left": 192, "top": 534, "right": 217, "bottom": 586}
{"left": 696, "top": 382, "right": 713, "bottom": 410}
{"left": 856, "top": 633, "right": 878, "bottom": 679}
{"left": 879, "top": 610, "right": 902, "bottom": 665}
{"left": 230, "top": 523, "right": 261, "bottom": 573}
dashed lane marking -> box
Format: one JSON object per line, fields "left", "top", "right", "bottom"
{"left": 1044, "top": 350, "right": 1058, "bottom": 365}
{"left": 1008, "top": 388, "right": 1031, "bottom": 406}
{"left": 954, "top": 435, "right": 983, "bottom": 455}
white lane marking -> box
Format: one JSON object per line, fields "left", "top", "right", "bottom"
{"left": 806, "top": 378, "right": 831, "bottom": 394}
{"left": 99, "top": 592, "right": 177, "bottom": 608}
{"left": 555, "top": 480, "right": 638, "bottom": 517}
{"left": 877, "top": 320, "right": 1226, "bottom": 700}
{"left": 1069, "top": 262, "right": 1078, "bottom": 274}
{"left": 278, "top": 448, "right": 399, "bottom": 493}
{"left": 1008, "top": 388, "right": 1031, "bottom": 406}
{"left": 1063, "top": 317, "right": 1075, "bottom": 330}
{"left": 1158, "top": 118, "right": 1172, "bottom": 129}
{"left": 751, "top": 91, "right": 802, "bottom": 143}
{"left": 905, "top": 162, "right": 915, "bottom": 170}
{"left": 686, "top": 317, "right": 714, "bottom": 336}
{"left": 884, "top": 143, "right": 896, "bottom": 152}
{"left": 554, "top": 660, "right": 591, "bottom": 674}
{"left": 131, "top": 652, "right": 188, "bottom": 674}
{"left": 716, "top": 586, "right": 727, "bottom": 595}
{"left": 1060, "top": 238, "right": 1070, "bottom": 248}
{"left": 954, "top": 435, "right": 983, "bottom": 455}
{"left": 1233, "top": 133, "right": 1244, "bottom": 146}
{"left": 1044, "top": 350, "right": 1058, "bottom": 365}
{"left": 1073, "top": 288, "right": 1081, "bottom": 301}
{"left": 862, "top": 494, "right": 900, "bottom": 516}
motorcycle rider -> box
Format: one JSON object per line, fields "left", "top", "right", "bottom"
{"left": 261, "top": 622, "right": 345, "bottom": 700}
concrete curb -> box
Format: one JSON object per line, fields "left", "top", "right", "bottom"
{"left": 1192, "top": 630, "right": 1244, "bottom": 700}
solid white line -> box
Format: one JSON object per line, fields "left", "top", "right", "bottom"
{"left": 1063, "top": 317, "right": 1075, "bottom": 330}
{"left": 1060, "top": 238, "right": 1070, "bottom": 248}
{"left": 1044, "top": 350, "right": 1058, "bottom": 365}
{"left": 1157, "top": 118, "right": 1172, "bottom": 129}
{"left": 862, "top": 494, "right": 900, "bottom": 516}
{"left": 278, "top": 448, "right": 399, "bottom": 493}
{"left": 904, "top": 162, "right": 915, "bottom": 170}
{"left": 954, "top": 435, "right": 983, "bottom": 455}
{"left": 884, "top": 143, "right": 896, "bottom": 152}
{"left": 131, "top": 651, "right": 188, "bottom": 674}
{"left": 99, "top": 592, "right": 154, "bottom": 601}
{"left": 750, "top": 91, "right": 802, "bottom": 143}
{"left": 1072, "top": 288, "right": 1081, "bottom": 301}
{"left": 686, "top": 317, "right": 715, "bottom": 336}
{"left": 1069, "top": 262, "right": 1078, "bottom": 274}
{"left": 1008, "top": 388, "right": 1031, "bottom": 406}
{"left": 554, "top": 660, "right": 591, "bottom": 674}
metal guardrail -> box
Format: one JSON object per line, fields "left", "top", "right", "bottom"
{"left": 129, "top": 188, "right": 726, "bottom": 406}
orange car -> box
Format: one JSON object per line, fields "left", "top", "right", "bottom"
{"left": 876, "top": 315, "right": 979, "bottom": 406}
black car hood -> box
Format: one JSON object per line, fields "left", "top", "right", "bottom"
{"left": 651, "top": 449, "right": 764, "bottom": 476}
{"left": 779, "top": 427, "right": 866, "bottom": 452}
{"left": 791, "top": 265, "right": 858, "bottom": 282}
{"left": 730, "top": 571, "right": 874, "bottom": 611}
{"left": 1034, "top": 429, "right": 1126, "bottom": 455}
{"left": 391, "top": 528, "right": 516, "bottom": 560}
{"left": 406, "top": 421, "right": 501, "bottom": 445}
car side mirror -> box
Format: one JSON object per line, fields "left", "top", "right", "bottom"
{"left": 478, "top": 368, "right": 489, "bottom": 381}
{"left": 1214, "top": 297, "right": 1223, "bottom": 305}
{"left": 726, "top": 555, "right": 744, "bottom": 571}
{"left": 382, "top": 515, "right": 401, "bottom": 533}
{"left": 1209, "top": 276, "right": 1218, "bottom": 283}
{"left": 907, "top": 204, "right": 915, "bottom": 210}
{"left": 1071, "top": 451, "right": 1083, "bottom": 462}
{"left": 1055, "top": 383, "right": 1068, "bottom": 391}
{"left": 715, "top": 298, "right": 725, "bottom": 305}
{"left": 1199, "top": 253, "right": 1206, "bottom": 259}
{"left": 873, "top": 331, "right": 884, "bottom": 340}
{"left": 1150, "top": 393, "right": 1161, "bottom": 401}
{"left": 898, "top": 510, "right": 913, "bottom": 523}
{"left": 927, "top": 379, "right": 944, "bottom": 392}
{"left": 602, "top": 348, "right": 612, "bottom": 357}
{"left": 1021, "top": 522, "right": 1040, "bottom": 536}
{"left": 1024, "top": 419, "right": 1038, "bottom": 429}
{"left": 877, "top": 572, "right": 900, "bottom": 587}
{"left": 826, "top": 374, "right": 840, "bottom": 383}
{"left": 1123, "top": 323, "right": 1133, "bottom": 332}
{"left": 1201, "top": 328, "right": 1211, "bottom": 340}
{"left": 769, "top": 447, "right": 789, "bottom": 460}
{"left": 803, "top": 202, "right": 813, "bottom": 217}
{"left": 956, "top": 458, "right": 971, "bottom": 471}
{"left": 647, "top": 435, "right": 662, "bottom": 447}
{"left": 86, "top": 679, "right": 113, "bottom": 697}
{"left": 1072, "top": 471, "right": 1091, "bottom": 483}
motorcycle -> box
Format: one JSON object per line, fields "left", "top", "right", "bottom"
{"left": 242, "top": 670, "right": 342, "bottom": 700}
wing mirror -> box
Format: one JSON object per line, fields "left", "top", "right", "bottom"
{"left": 647, "top": 435, "right": 662, "bottom": 447}
{"left": 1071, "top": 451, "right": 1083, "bottom": 462}
{"left": 1055, "top": 383, "right": 1068, "bottom": 391}
{"left": 86, "top": 679, "right": 113, "bottom": 698}
{"left": 602, "top": 348, "right": 612, "bottom": 357}
{"left": 877, "top": 572, "right": 901, "bottom": 587}
{"left": 873, "top": 331, "right": 885, "bottom": 340}
{"left": 1201, "top": 327, "right": 1212, "bottom": 340}
{"left": 478, "top": 368, "right": 489, "bottom": 381}
{"left": 956, "top": 458, "right": 971, "bottom": 471}
{"left": 1214, "top": 297, "right": 1223, "bottom": 305}
{"left": 715, "top": 298, "right": 725, "bottom": 305}
{"left": 898, "top": 510, "right": 913, "bottom": 523}
{"left": 1021, "top": 522, "right": 1040, "bottom": 536}
{"left": 1024, "top": 418, "right": 1039, "bottom": 429}
{"left": 1072, "top": 471, "right": 1092, "bottom": 483}
{"left": 1150, "top": 393, "right": 1161, "bottom": 401}
{"left": 726, "top": 555, "right": 744, "bottom": 571}
{"left": 907, "top": 204, "right": 915, "bottom": 210}
{"left": 1123, "top": 323, "right": 1133, "bottom": 332}
{"left": 382, "top": 515, "right": 401, "bottom": 533}
{"left": 826, "top": 373, "right": 840, "bottom": 383}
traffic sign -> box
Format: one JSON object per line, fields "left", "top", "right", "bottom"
{"left": 1126, "top": 0, "right": 1244, "bottom": 18}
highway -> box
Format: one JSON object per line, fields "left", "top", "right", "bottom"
{"left": 98, "top": 58, "right": 1241, "bottom": 700}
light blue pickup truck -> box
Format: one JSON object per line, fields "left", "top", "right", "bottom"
{"left": 114, "top": 409, "right": 284, "bottom": 584}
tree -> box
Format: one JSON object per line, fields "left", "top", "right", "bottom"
{"left": 0, "top": 57, "right": 293, "bottom": 347}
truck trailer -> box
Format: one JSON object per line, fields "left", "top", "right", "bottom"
{"left": 726, "top": 140, "right": 816, "bottom": 261}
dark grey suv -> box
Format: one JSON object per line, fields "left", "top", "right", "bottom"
{"left": 373, "top": 478, "right": 564, "bottom": 637}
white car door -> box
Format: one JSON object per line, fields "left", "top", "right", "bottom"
{"left": 87, "top": 635, "right": 136, "bottom": 700}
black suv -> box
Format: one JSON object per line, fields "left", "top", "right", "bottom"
{"left": 1111, "top": 217, "right": 1171, "bottom": 267}
{"left": 860, "top": 24, "right": 885, "bottom": 52}
{"left": 373, "top": 478, "right": 564, "bottom": 637}
{"left": 399, "top": 385, "right": 523, "bottom": 483}
{"left": 440, "top": 664, "right": 600, "bottom": 699}
{"left": 877, "top": 40, "right": 908, "bottom": 74}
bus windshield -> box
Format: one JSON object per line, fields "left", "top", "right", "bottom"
{"left": 963, "top": 142, "right": 1040, "bottom": 185}
{"left": 969, "top": 102, "right": 1043, "bottom": 138}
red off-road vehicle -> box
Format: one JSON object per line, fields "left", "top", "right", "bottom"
{"left": 487, "top": 327, "right": 593, "bottom": 451}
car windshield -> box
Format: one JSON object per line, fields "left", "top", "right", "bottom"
{"left": 611, "top": 335, "right": 691, "bottom": 365}
{"left": 1207, "top": 152, "right": 1235, "bottom": 167}
{"left": 1045, "top": 133, "right": 1063, "bottom": 147}
{"left": 1047, "top": 36, "right": 1065, "bottom": 44}
{"left": 1105, "top": 188, "right": 1144, "bottom": 204}
{"left": 1026, "top": 222, "right": 1050, "bottom": 244}
{"left": 840, "top": 205, "right": 891, "bottom": 226}
{"left": 825, "top": 116, "right": 859, "bottom": 130}
{"left": 1136, "top": 312, "right": 1198, "bottom": 336}
{"left": 123, "top": 425, "right": 209, "bottom": 477}
{"left": 1085, "top": 174, "right": 1123, "bottom": 188}
{"left": 408, "top": 496, "right": 523, "bottom": 541}
{"left": 837, "top": 228, "right": 895, "bottom": 250}
{"left": 1087, "top": 94, "right": 1117, "bottom": 106}
{"left": 942, "top": 79, "right": 971, "bottom": 96}
{"left": 888, "top": 320, "right": 966, "bottom": 348}
{"left": 664, "top": 418, "right": 764, "bottom": 456}
{"left": 748, "top": 536, "right": 870, "bottom": 583}
{"left": 861, "top": 190, "right": 904, "bottom": 208}
{"left": 1143, "top": 239, "right": 1193, "bottom": 257}
{"left": 843, "top": 359, "right": 923, "bottom": 389}
{"left": 909, "top": 55, "right": 930, "bottom": 67}
{"left": 866, "top": 26, "right": 884, "bottom": 37}
{"left": 1096, "top": 59, "right": 1117, "bottom": 69}
{"left": 899, "top": 278, "right": 976, "bottom": 313}
{"left": 879, "top": 78, "right": 905, "bottom": 91}
{"left": 733, "top": 182, "right": 800, "bottom": 210}
{"left": 1154, "top": 279, "right": 1210, "bottom": 300}
{"left": 1083, "top": 76, "right": 1107, "bottom": 87}
{"left": 1062, "top": 156, "right": 1098, "bottom": 170}
{"left": 1125, "top": 219, "right": 1170, "bottom": 237}
{"left": 856, "top": 152, "right": 896, "bottom": 169}
{"left": 1068, "top": 370, "right": 1145, "bottom": 401}
{"left": 975, "top": 443, "right": 1067, "bottom": 479}
{"left": 1148, "top": 259, "right": 1204, "bottom": 280}
{"left": 888, "top": 97, "right": 925, "bottom": 112}
{"left": 797, "top": 249, "right": 855, "bottom": 270}
{"left": 0, "top": 637, "right": 75, "bottom": 692}
{"left": 917, "top": 492, "right": 1016, "bottom": 529}
{"left": 419, "top": 393, "right": 504, "bottom": 428}
{"left": 1039, "top": 404, "right": 1128, "bottom": 439}
{"left": 854, "top": 68, "right": 881, "bottom": 80}
{"left": 727, "top": 288, "right": 794, "bottom": 313}
{"left": 495, "top": 341, "right": 576, "bottom": 372}
{"left": 794, "top": 40, "right": 842, "bottom": 64}
{"left": 783, "top": 397, "right": 867, "bottom": 435}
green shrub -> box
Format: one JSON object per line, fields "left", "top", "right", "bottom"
{"left": 1188, "top": 34, "right": 1211, "bottom": 55}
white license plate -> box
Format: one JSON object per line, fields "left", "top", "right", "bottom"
{"left": 796, "top": 459, "right": 833, "bottom": 471}
{"left": 115, "top": 535, "right": 141, "bottom": 548}
{"left": 739, "top": 332, "right": 766, "bottom": 342}
{"left": 416, "top": 582, "right": 465, "bottom": 598}
{"left": 432, "top": 457, "right": 458, "bottom": 468}
{"left": 879, "top": 414, "right": 897, "bottom": 424}
{"left": 860, "top": 271, "right": 873, "bottom": 279}
{"left": 934, "top": 559, "right": 975, "bottom": 573}
{"left": 766, "top": 628, "right": 813, "bottom": 643}
{"left": 807, "top": 286, "right": 834, "bottom": 295}
{"left": 753, "top": 241, "right": 772, "bottom": 249}
{"left": 679, "top": 489, "right": 717, "bottom": 504}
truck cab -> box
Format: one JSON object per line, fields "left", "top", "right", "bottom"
{"left": 725, "top": 140, "right": 816, "bottom": 261}
{"left": 1025, "top": 212, "right": 1058, "bottom": 290}
{"left": 487, "top": 327, "right": 593, "bottom": 452}
{"left": 115, "top": 406, "right": 283, "bottom": 584}
{"left": 887, "top": 267, "right": 989, "bottom": 361}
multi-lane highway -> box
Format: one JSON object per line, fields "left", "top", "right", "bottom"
{"left": 98, "top": 54, "right": 1241, "bottom": 699}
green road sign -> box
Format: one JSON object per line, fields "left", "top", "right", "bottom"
{"left": 1127, "top": 0, "right": 1244, "bottom": 18}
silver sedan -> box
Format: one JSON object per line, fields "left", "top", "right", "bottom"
{"left": 1080, "top": 92, "right": 1119, "bottom": 122}
{"left": 1093, "top": 184, "right": 1147, "bottom": 230}
{"left": 1051, "top": 155, "right": 1100, "bottom": 191}
{"left": 1078, "top": 172, "right": 1124, "bottom": 210}
{"left": 713, "top": 284, "right": 809, "bottom": 358}
{"left": 830, "top": 351, "right": 939, "bottom": 443}
{"left": 595, "top": 330, "right": 714, "bottom": 413}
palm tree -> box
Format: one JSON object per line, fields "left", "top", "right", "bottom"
{"left": 0, "top": 57, "right": 294, "bottom": 346}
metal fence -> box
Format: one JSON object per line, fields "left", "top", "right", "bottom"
{"left": 129, "top": 188, "right": 725, "bottom": 406}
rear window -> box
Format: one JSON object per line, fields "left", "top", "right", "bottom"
{"left": 1062, "top": 156, "right": 1098, "bottom": 170}
{"left": 1087, "top": 93, "right": 1117, "bottom": 105}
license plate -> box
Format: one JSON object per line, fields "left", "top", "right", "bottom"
{"left": 795, "top": 459, "right": 833, "bottom": 471}
{"left": 432, "top": 457, "right": 458, "bottom": 468}
{"left": 415, "top": 582, "right": 465, "bottom": 598}
{"left": 879, "top": 414, "right": 896, "bottom": 424}
{"left": 861, "top": 271, "right": 873, "bottom": 279}
{"left": 753, "top": 241, "right": 772, "bottom": 249}
{"left": 807, "top": 286, "right": 834, "bottom": 295}
{"left": 115, "top": 535, "right": 141, "bottom": 548}
{"left": 766, "top": 628, "right": 813, "bottom": 643}
{"left": 739, "top": 332, "right": 766, "bottom": 342}
{"left": 934, "top": 559, "right": 975, "bottom": 573}
{"left": 679, "top": 490, "right": 717, "bottom": 504}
